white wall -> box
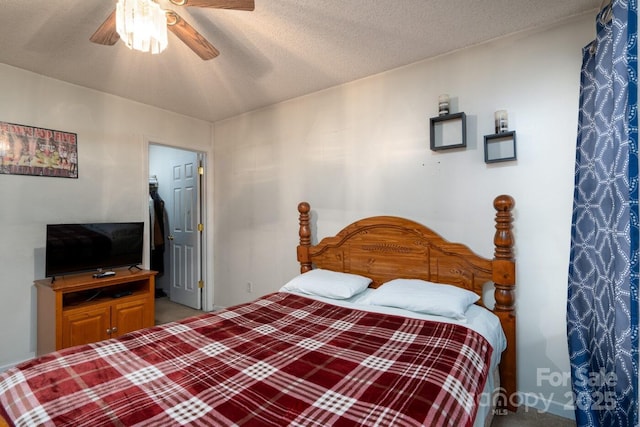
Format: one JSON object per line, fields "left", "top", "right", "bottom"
{"left": 0, "top": 63, "right": 214, "bottom": 369}
{"left": 213, "top": 13, "right": 596, "bottom": 418}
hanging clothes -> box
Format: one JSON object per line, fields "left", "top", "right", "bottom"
{"left": 150, "top": 184, "right": 167, "bottom": 276}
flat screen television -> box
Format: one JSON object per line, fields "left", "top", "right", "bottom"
{"left": 45, "top": 222, "right": 144, "bottom": 277}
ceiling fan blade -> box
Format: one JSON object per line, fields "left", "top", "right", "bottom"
{"left": 169, "top": 0, "right": 254, "bottom": 11}
{"left": 89, "top": 9, "right": 120, "bottom": 45}
{"left": 166, "top": 11, "right": 220, "bottom": 60}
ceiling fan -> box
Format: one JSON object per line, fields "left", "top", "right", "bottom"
{"left": 90, "top": 0, "right": 255, "bottom": 60}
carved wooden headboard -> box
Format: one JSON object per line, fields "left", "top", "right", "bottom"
{"left": 296, "top": 195, "right": 517, "bottom": 411}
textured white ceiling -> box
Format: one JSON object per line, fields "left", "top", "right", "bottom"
{"left": 0, "top": 0, "right": 600, "bottom": 123}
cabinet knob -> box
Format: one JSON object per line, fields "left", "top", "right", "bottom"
{"left": 106, "top": 328, "right": 112, "bottom": 334}
{"left": 111, "top": 327, "right": 118, "bottom": 334}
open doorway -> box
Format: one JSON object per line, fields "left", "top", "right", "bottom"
{"left": 149, "top": 144, "right": 206, "bottom": 313}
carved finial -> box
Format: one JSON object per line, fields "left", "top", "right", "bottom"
{"left": 298, "top": 202, "right": 310, "bottom": 215}
{"left": 298, "top": 202, "right": 311, "bottom": 246}
{"left": 298, "top": 202, "right": 312, "bottom": 272}
{"left": 494, "top": 194, "right": 515, "bottom": 213}
{"left": 494, "top": 194, "right": 515, "bottom": 261}
{"left": 492, "top": 195, "right": 516, "bottom": 312}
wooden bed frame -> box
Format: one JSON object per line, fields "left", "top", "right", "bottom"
{"left": 297, "top": 194, "right": 517, "bottom": 412}
{"left": 0, "top": 196, "right": 515, "bottom": 427}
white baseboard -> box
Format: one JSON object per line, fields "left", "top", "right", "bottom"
{"left": 0, "top": 353, "right": 35, "bottom": 373}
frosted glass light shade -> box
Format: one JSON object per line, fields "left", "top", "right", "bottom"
{"left": 116, "top": 0, "right": 168, "bottom": 54}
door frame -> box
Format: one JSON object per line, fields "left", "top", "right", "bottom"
{"left": 143, "top": 137, "right": 213, "bottom": 311}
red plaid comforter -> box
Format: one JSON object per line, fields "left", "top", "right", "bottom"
{"left": 0, "top": 292, "right": 492, "bottom": 426}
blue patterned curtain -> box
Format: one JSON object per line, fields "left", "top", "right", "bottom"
{"left": 567, "top": 0, "right": 638, "bottom": 426}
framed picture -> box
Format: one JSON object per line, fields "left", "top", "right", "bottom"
{"left": 0, "top": 121, "right": 77, "bottom": 178}
{"left": 430, "top": 112, "right": 467, "bottom": 151}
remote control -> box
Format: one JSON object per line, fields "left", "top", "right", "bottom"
{"left": 93, "top": 271, "right": 116, "bottom": 278}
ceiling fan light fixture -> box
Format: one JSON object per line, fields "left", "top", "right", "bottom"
{"left": 115, "top": 0, "right": 168, "bottom": 54}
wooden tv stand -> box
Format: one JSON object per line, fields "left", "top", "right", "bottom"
{"left": 35, "top": 268, "right": 157, "bottom": 355}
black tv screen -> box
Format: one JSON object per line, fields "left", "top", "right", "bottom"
{"left": 45, "top": 222, "right": 144, "bottom": 277}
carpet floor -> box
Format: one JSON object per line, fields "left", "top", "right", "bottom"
{"left": 154, "top": 296, "right": 203, "bottom": 325}
{"left": 491, "top": 406, "right": 575, "bottom": 426}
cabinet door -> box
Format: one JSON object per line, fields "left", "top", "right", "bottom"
{"left": 62, "top": 305, "right": 111, "bottom": 348}
{"left": 111, "top": 298, "right": 151, "bottom": 338}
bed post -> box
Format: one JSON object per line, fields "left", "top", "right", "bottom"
{"left": 297, "top": 202, "right": 312, "bottom": 273}
{"left": 491, "top": 194, "right": 517, "bottom": 412}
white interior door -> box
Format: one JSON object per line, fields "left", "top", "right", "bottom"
{"left": 168, "top": 151, "right": 201, "bottom": 309}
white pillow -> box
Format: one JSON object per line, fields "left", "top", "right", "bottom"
{"left": 367, "top": 278, "right": 480, "bottom": 320}
{"left": 281, "top": 269, "right": 372, "bottom": 299}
